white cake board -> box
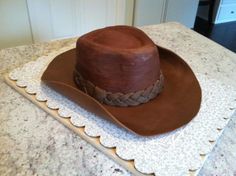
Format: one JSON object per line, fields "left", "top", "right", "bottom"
{"left": 4, "top": 46, "right": 236, "bottom": 176}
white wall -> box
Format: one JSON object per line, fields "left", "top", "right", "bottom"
{"left": 133, "top": 0, "right": 165, "bottom": 26}
{"left": 164, "top": 0, "right": 199, "bottom": 28}
{"left": 0, "top": 0, "right": 32, "bottom": 49}
{"left": 134, "top": 0, "right": 199, "bottom": 28}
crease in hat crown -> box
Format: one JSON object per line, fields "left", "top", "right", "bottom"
{"left": 74, "top": 25, "right": 164, "bottom": 107}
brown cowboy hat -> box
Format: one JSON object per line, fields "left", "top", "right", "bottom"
{"left": 41, "top": 26, "right": 201, "bottom": 136}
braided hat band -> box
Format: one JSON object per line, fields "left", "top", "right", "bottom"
{"left": 74, "top": 70, "right": 164, "bottom": 107}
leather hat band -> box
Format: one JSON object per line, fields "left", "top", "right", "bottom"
{"left": 74, "top": 70, "right": 164, "bottom": 107}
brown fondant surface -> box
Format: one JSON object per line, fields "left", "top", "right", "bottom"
{"left": 75, "top": 26, "right": 160, "bottom": 93}
{"left": 41, "top": 47, "right": 202, "bottom": 136}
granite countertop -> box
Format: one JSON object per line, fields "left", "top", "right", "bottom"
{"left": 0, "top": 22, "right": 236, "bottom": 176}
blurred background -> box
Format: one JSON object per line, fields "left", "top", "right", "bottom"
{"left": 0, "top": 0, "right": 235, "bottom": 52}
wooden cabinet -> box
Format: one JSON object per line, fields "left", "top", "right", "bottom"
{"left": 27, "top": 0, "right": 130, "bottom": 42}
{"left": 0, "top": 0, "right": 200, "bottom": 49}
{"left": 0, "top": 0, "right": 32, "bottom": 49}
{"left": 0, "top": 0, "right": 132, "bottom": 48}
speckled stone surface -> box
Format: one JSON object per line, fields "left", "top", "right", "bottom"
{"left": 0, "top": 22, "right": 236, "bottom": 176}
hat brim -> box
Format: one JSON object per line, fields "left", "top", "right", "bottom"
{"left": 41, "top": 46, "right": 201, "bottom": 136}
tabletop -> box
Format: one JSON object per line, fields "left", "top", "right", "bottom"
{"left": 0, "top": 22, "right": 236, "bottom": 176}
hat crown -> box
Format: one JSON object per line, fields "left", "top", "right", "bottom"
{"left": 80, "top": 26, "right": 153, "bottom": 50}
{"left": 75, "top": 26, "right": 161, "bottom": 94}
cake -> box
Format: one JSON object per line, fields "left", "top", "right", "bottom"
{"left": 74, "top": 26, "right": 163, "bottom": 106}
{"left": 42, "top": 25, "right": 201, "bottom": 135}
